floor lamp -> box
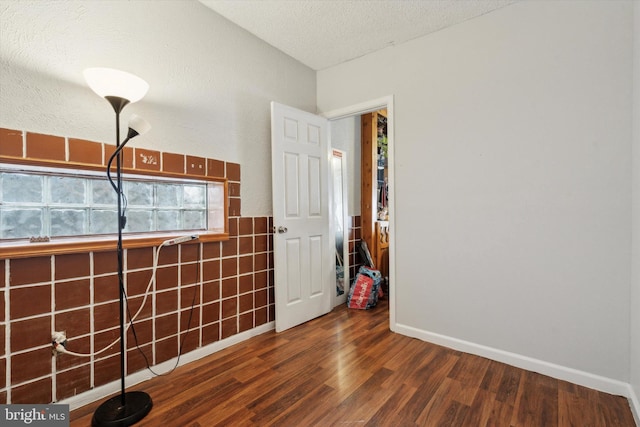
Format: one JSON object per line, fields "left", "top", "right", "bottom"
{"left": 84, "top": 67, "right": 153, "bottom": 427}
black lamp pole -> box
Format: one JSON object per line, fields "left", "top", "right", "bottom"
{"left": 91, "top": 96, "right": 153, "bottom": 427}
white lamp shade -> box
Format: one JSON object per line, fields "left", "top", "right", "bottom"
{"left": 128, "top": 114, "right": 151, "bottom": 136}
{"left": 84, "top": 67, "right": 149, "bottom": 103}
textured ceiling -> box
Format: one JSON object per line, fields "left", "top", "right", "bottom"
{"left": 199, "top": 0, "right": 518, "bottom": 70}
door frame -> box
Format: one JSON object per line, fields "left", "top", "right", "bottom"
{"left": 322, "top": 95, "right": 396, "bottom": 332}
{"left": 330, "top": 148, "right": 349, "bottom": 308}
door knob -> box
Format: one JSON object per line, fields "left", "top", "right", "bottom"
{"left": 277, "top": 226, "right": 288, "bottom": 234}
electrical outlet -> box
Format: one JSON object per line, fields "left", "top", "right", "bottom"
{"left": 51, "top": 331, "right": 67, "bottom": 356}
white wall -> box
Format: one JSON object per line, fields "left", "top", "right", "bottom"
{"left": 330, "top": 116, "right": 361, "bottom": 216}
{"left": 319, "top": 0, "right": 633, "bottom": 389}
{"left": 0, "top": 0, "right": 316, "bottom": 216}
{"left": 631, "top": 0, "right": 640, "bottom": 419}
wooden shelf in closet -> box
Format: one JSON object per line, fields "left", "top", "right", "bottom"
{"left": 361, "top": 109, "right": 388, "bottom": 270}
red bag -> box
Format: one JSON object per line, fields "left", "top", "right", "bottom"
{"left": 348, "top": 274, "right": 374, "bottom": 309}
{"left": 347, "top": 266, "right": 382, "bottom": 310}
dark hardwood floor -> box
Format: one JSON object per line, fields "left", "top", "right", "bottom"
{"left": 70, "top": 299, "right": 636, "bottom": 426}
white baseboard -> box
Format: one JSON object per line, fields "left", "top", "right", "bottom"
{"left": 59, "top": 321, "right": 275, "bottom": 411}
{"left": 628, "top": 384, "right": 640, "bottom": 427}
{"left": 59, "top": 319, "right": 640, "bottom": 426}
{"left": 394, "top": 323, "right": 633, "bottom": 400}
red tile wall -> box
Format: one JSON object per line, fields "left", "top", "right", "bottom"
{"left": 186, "top": 155, "right": 206, "bottom": 176}
{"left": 26, "top": 133, "right": 65, "bottom": 162}
{"left": 0, "top": 129, "right": 233, "bottom": 179}
{"left": 0, "top": 128, "right": 274, "bottom": 405}
{"left": 0, "top": 128, "right": 23, "bottom": 157}
{"left": 161, "top": 152, "right": 184, "bottom": 174}
{"left": 135, "top": 148, "right": 161, "bottom": 172}
{"left": 2, "top": 223, "right": 274, "bottom": 405}
{"left": 68, "top": 138, "right": 103, "bottom": 165}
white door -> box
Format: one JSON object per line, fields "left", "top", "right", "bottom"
{"left": 271, "top": 102, "right": 332, "bottom": 332}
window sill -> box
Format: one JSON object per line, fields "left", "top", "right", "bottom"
{"left": 0, "top": 232, "right": 229, "bottom": 259}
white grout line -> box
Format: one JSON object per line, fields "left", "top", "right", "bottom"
{"left": 199, "top": 243, "right": 204, "bottom": 348}
{"left": 89, "top": 252, "right": 95, "bottom": 389}
{"left": 50, "top": 255, "right": 56, "bottom": 403}
{"left": 4, "top": 259, "right": 11, "bottom": 403}
{"left": 152, "top": 247, "right": 157, "bottom": 366}
{"left": 21, "top": 130, "right": 26, "bottom": 158}
{"left": 177, "top": 245, "right": 182, "bottom": 353}
{"left": 123, "top": 248, "right": 128, "bottom": 378}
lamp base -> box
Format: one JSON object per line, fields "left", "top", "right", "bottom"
{"left": 92, "top": 391, "right": 153, "bottom": 427}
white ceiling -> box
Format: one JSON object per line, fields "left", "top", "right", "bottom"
{"left": 199, "top": 0, "right": 518, "bottom": 71}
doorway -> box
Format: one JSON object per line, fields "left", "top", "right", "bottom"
{"left": 324, "top": 96, "right": 395, "bottom": 331}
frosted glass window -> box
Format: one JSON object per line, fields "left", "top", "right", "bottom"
{"left": 51, "top": 209, "right": 86, "bottom": 236}
{"left": 184, "top": 210, "right": 206, "bottom": 229}
{"left": 184, "top": 185, "right": 205, "bottom": 208}
{"left": 208, "top": 209, "right": 225, "bottom": 232}
{"left": 126, "top": 181, "right": 153, "bottom": 207}
{"left": 1, "top": 166, "right": 223, "bottom": 241}
{"left": 207, "top": 184, "right": 225, "bottom": 232}
{"left": 127, "top": 210, "right": 154, "bottom": 232}
{"left": 157, "top": 184, "right": 180, "bottom": 207}
{"left": 92, "top": 180, "right": 117, "bottom": 205}
{"left": 1, "top": 208, "right": 43, "bottom": 238}
{"left": 50, "top": 176, "right": 86, "bottom": 204}
{"left": 209, "top": 184, "right": 223, "bottom": 205}
{"left": 157, "top": 210, "right": 180, "bottom": 231}
{"left": 2, "top": 173, "right": 43, "bottom": 203}
{"left": 91, "top": 210, "right": 118, "bottom": 234}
